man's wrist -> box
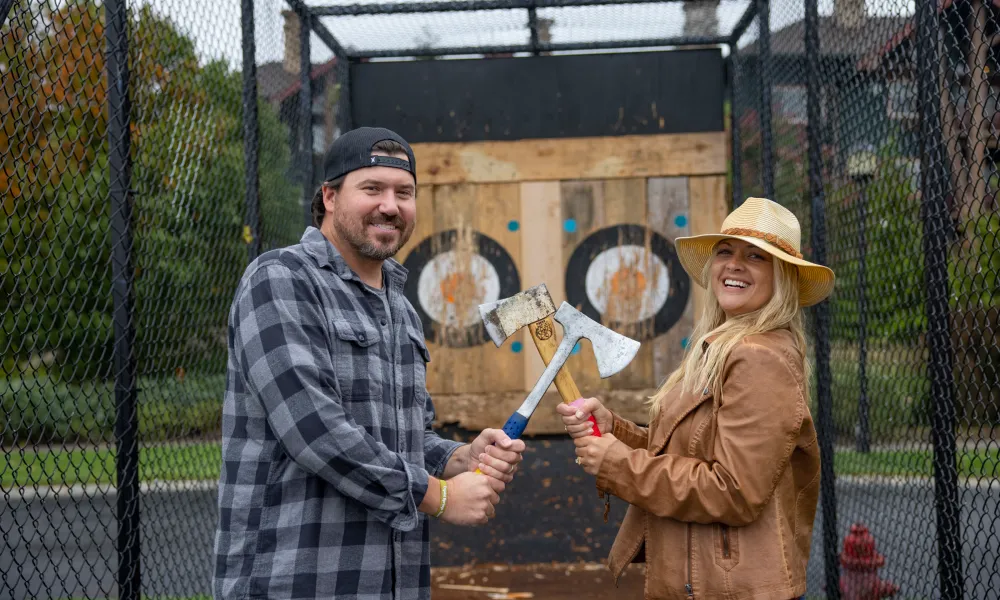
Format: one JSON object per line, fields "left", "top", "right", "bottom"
{"left": 419, "top": 475, "right": 442, "bottom": 515}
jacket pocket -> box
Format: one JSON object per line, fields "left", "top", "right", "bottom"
{"left": 715, "top": 523, "right": 740, "bottom": 571}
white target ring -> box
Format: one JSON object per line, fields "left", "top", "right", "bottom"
{"left": 417, "top": 251, "right": 501, "bottom": 329}
{"left": 584, "top": 245, "right": 670, "bottom": 324}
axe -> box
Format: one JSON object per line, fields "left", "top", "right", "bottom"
{"left": 477, "top": 284, "right": 641, "bottom": 441}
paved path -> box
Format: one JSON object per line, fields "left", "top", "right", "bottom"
{"left": 2, "top": 477, "right": 997, "bottom": 599}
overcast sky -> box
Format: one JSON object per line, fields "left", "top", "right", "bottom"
{"left": 140, "top": 0, "right": 915, "bottom": 70}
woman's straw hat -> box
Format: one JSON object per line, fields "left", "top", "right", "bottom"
{"left": 674, "top": 197, "right": 835, "bottom": 307}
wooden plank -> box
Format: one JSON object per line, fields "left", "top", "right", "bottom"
{"left": 411, "top": 132, "right": 728, "bottom": 185}
{"left": 423, "top": 183, "right": 481, "bottom": 395}
{"left": 474, "top": 183, "right": 525, "bottom": 394}
{"left": 647, "top": 177, "right": 694, "bottom": 388}
{"left": 519, "top": 181, "right": 565, "bottom": 394}
{"left": 397, "top": 184, "right": 436, "bottom": 265}
{"left": 560, "top": 180, "right": 608, "bottom": 396}
{"left": 600, "top": 179, "right": 655, "bottom": 391}
{"left": 688, "top": 175, "right": 729, "bottom": 321}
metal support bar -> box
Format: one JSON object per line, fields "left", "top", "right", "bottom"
{"left": 242, "top": 0, "right": 261, "bottom": 259}
{"left": 728, "top": 45, "right": 742, "bottom": 207}
{"left": 916, "top": 0, "right": 963, "bottom": 597}
{"left": 351, "top": 35, "right": 729, "bottom": 58}
{"left": 105, "top": 1, "right": 140, "bottom": 599}
{"left": 756, "top": 0, "right": 774, "bottom": 198}
{"left": 0, "top": 0, "right": 16, "bottom": 31}
{"left": 528, "top": 5, "right": 540, "bottom": 56}
{"left": 299, "top": 8, "right": 315, "bottom": 228}
{"left": 335, "top": 52, "right": 353, "bottom": 134}
{"left": 311, "top": 0, "right": 716, "bottom": 16}
{"left": 856, "top": 182, "right": 870, "bottom": 454}
{"left": 728, "top": 1, "right": 758, "bottom": 46}
{"left": 805, "top": 0, "right": 838, "bottom": 595}
{"left": 284, "top": 0, "right": 349, "bottom": 58}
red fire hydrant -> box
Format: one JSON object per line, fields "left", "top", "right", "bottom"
{"left": 839, "top": 522, "right": 900, "bottom": 599}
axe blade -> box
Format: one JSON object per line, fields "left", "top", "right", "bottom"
{"left": 554, "top": 303, "right": 641, "bottom": 378}
{"left": 478, "top": 283, "right": 556, "bottom": 347}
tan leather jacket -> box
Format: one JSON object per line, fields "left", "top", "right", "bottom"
{"left": 596, "top": 330, "right": 821, "bottom": 600}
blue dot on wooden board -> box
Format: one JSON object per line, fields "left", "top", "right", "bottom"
{"left": 511, "top": 341, "right": 523, "bottom": 353}
{"left": 681, "top": 337, "right": 689, "bottom": 349}
{"left": 674, "top": 214, "right": 688, "bottom": 228}
{"left": 572, "top": 342, "right": 581, "bottom": 354}
{"left": 507, "top": 220, "right": 520, "bottom": 232}
{"left": 564, "top": 218, "right": 577, "bottom": 233}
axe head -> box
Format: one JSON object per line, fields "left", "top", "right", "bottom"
{"left": 554, "top": 302, "right": 641, "bottom": 378}
{"left": 478, "top": 284, "right": 556, "bottom": 347}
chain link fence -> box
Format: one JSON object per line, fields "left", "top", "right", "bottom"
{"left": 734, "top": 0, "right": 1000, "bottom": 596}
{"left": 2, "top": 0, "right": 302, "bottom": 597}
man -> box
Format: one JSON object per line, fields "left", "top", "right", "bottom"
{"left": 214, "top": 126, "right": 525, "bottom": 600}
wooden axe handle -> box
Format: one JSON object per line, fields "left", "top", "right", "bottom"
{"left": 527, "top": 316, "right": 601, "bottom": 437}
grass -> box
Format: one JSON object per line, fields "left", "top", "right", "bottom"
{"left": 1, "top": 442, "right": 221, "bottom": 488}
{"left": 3, "top": 442, "right": 998, "bottom": 489}
{"left": 835, "top": 447, "right": 999, "bottom": 479}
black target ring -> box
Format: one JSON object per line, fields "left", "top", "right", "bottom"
{"left": 564, "top": 224, "right": 690, "bottom": 341}
{"left": 402, "top": 229, "right": 521, "bottom": 348}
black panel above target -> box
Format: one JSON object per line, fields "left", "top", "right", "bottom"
{"left": 565, "top": 224, "right": 690, "bottom": 342}
{"left": 402, "top": 229, "right": 520, "bottom": 348}
{"left": 349, "top": 49, "right": 724, "bottom": 143}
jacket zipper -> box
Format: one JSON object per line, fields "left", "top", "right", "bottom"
{"left": 685, "top": 522, "right": 694, "bottom": 598}
{"left": 722, "top": 525, "right": 731, "bottom": 558}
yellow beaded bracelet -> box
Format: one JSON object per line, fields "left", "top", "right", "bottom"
{"left": 433, "top": 478, "right": 447, "bottom": 518}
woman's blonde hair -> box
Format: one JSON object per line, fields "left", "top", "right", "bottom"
{"left": 648, "top": 245, "right": 810, "bottom": 418}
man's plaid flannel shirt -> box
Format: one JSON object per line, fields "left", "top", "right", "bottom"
{"left": 213, "top": 227, "right": 464, "bottom": 600}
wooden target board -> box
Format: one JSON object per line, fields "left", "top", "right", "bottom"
{"left": 395, "top": 133, "right": 728, "bottom": 432}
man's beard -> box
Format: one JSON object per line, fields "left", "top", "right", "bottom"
{"left": 333, "top": 209, "right": 413, "bottom": 261}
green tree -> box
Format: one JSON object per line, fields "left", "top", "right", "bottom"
{"left": 2, "top": 1, "right": 301, "bottom": 442}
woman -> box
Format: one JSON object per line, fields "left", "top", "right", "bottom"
{"left": 558, "top": 197, "right": 835, "bottom": 599}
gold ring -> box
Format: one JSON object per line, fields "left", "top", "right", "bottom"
{"left": 575, "top": 457, "right": 582, "bottom": 465}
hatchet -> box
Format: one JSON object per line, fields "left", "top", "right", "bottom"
{"left": 477, "top": 284, "right": 641, "bottom": 441}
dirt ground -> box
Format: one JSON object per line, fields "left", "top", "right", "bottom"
{"left": 431, "top": 562, "right": 646, "bottom": 599}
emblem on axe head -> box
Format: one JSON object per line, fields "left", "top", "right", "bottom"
{"left": 477, "top": 284, "right": 641, "bottom": 441}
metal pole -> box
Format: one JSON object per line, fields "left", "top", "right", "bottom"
{"left": 336, "top": 51, "right": 353, "bottom": 133}
{"left": 0, "top": 0, "right": 16, "bottom": 31}
{"left": 106, "top": 1, "right": 140, "bottom": 599}
{"left": 916, "top": 0, "right": 962, "bottom": 596}
{"left": 311, "top": 0, "right": 720, "bottom": 16}
{"left": 243, "top": 0, "right": 261, "bottom": 259}
{"left": 299, "top": 8, "right": 314, "bottom": 228}
{"left": 856, "top": 181, "right": 870, "bottom": 453}
{"left": 729, "top": 1, "right": 758, "bottom": 46}
{"left": 729, "top": 44, "right": 743, "bottom": 207}
{"left": 352, "top": 35, "right": 731, "bottom": 58}
{"left": 528, "top": 5, "right": 541, "bottom": 56}
{"left": 805, "top": 0, "right": 839, "bottom": 595}
{"left": 756, "top": 0, "right": 774, "bottom": 198}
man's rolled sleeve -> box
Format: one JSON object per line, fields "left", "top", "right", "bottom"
{"left": 235, "top": 264, "right": 427, "bottom": 531}
{"left": 421, "top": 393, "right": 463, "bottom": 478}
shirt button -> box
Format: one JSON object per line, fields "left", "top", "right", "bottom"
{"left": 380, "top": 319, "right": 387, "bottom": 327}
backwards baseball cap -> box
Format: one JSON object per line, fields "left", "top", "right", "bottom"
{"left": 322, "top": 126, "right": 417, "bottom": 184}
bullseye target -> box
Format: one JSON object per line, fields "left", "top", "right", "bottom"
{"left": 402, "top": 229, "right": 520, "bottom": 348}
{"left": 565, "top": 224, "right": 689, "bottom": 341}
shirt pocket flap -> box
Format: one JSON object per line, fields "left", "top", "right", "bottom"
{"left": 406, "top": 328, "right": 431, "bottom": 363}
{"left": 333, "top": 319, "right": 379, "bottom": 348}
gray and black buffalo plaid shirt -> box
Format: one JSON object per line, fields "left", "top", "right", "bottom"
{"left": 214, "top": 227, "right": 463, "bottom": 600}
